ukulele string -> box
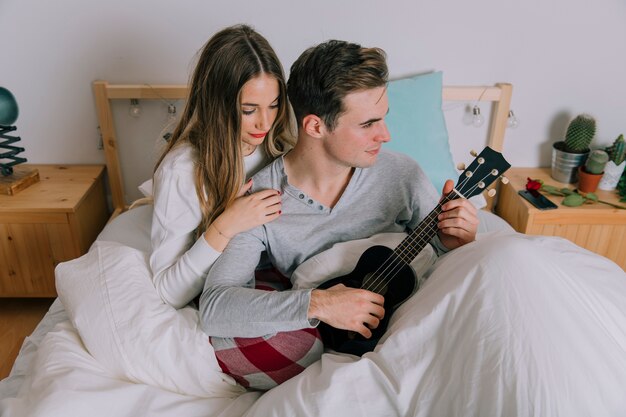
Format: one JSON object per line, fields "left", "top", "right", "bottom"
{"left": 362, "top": 179, "right": 469, "bottom": 294}
{"left": 365, "top": 191, "right": 471, "bottom": 294}
{"left": 362, "top": 171, "right": 479, "bottom": 294}
{"left": 391, "top": 172, "right": 483, "bottom": 262}
{"left": 364, "top": 170, "right": 490, "bottom": 295}
{"left": 365, "top": 172, "right": 490, "bottom": 295}
{"left": 363, "top": 197, "right": 451, "bottom": 295}
{"left": 380, "top": 163, "right": 489, "bottom": 268}
{"left": 370, "top": 169, "right": 490, "bottom": 288}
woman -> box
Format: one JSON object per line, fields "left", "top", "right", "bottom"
{"left": 150, "top": 24, "right": 295, "bottom": 308}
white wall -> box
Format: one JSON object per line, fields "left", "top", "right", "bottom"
{"left": 2, "top": 0, "right": 625, "bottom": 201}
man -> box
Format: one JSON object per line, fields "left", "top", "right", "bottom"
{"left": 199, "top": 40, "right": 478, "bottom": 390}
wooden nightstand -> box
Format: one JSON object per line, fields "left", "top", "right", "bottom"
{"left": 0, "top": 165, "right": 109, "bottom": 297}
{"left": 495, "top": 167, "right": 626, "bottom": 270}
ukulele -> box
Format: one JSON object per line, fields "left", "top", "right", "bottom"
{"left": 316, "top": 147, "right": 511, "bottom": 356}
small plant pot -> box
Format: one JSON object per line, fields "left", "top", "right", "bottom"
{"left": 578, "top": 167, "right": 603, "bottom": 193}
{"left": 551, "top": 142, "right": 589, "bottom": 183}
{"left": 598, "top": 160, "right": 626, "bottom": 191}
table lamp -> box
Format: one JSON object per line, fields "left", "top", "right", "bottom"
{"left": 0, "top": 87, "right": 28, "bottom": 176}
{"left": 0, "top": 87, "right": 39, "bottom": 195}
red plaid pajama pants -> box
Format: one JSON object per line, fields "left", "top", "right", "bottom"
{"left": 209, "top": 273, "right": 323, "bottom": 391}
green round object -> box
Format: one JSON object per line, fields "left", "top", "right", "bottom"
{"left": 0, "top": 87, "right": 19, "bottom": 126}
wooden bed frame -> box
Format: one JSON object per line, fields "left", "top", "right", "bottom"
{"left": 93, "top": 81, "right": 512, "bottom": 218}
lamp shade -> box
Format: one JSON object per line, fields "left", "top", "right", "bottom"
{"left": 0, "top": 87, "right": 19, "bottom": 126}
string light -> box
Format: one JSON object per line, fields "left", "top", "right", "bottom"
{"left": 145, "top": 84, "right": 178, "bottom": 120}
{"left": 129, "top": 99, "right": 142, "bottom": 118}
{"left": 471, "top": 105, "right": 485, "bottom": 127}
{"left": 469, "top": 87, "right": 488, "bottom": 128}
{"left": 129, "top": 84, "right": 180, "bottom": 122}
{"left": 131, "top": 84, "right": 182, "bottom": 141}
{"left": 167, "top": 103, "right": 177, "bottom": 121}
{"left": 443, "top": 86, "right": 520, "bottom": 131}
{"left": 147, "top": 85, "right": 179, "bottom": 142}
{"left": 507, "top": 110, "right": 519, "bottom": 129}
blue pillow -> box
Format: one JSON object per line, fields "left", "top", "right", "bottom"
{"left": 384, "top": 71, "right": 457, "bottom": 193}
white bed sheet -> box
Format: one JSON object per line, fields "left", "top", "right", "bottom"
{"left": 0, "top": 206, "right": 151, "bottom": 402}
{"left": 0, "top": 299, "right": 67, "bottom": 401}
{"left": 3, "top": 205, "right": 626, "bottom": 417}
{"left": 0, "top": 206, "right": 511, "bottom": 397}
{"left": 245, "top": 232, "right": 626, "bottom": 416}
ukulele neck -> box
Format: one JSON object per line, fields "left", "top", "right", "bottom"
{"left": 393, "top": 190, "right": 462, "bottom": 265}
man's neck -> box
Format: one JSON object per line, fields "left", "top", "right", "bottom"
{"left": 284, "top": 145, "right": 354, "bottom": 208}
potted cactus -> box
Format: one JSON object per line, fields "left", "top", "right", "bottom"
{"left": 551, "top": 114, "right": 596, "bottom": 183}
{"left": 578, "top": 149, "right": 608, "bottom": 193}
{"left": 598, "top": 134, "right": 626, "bottom": 191}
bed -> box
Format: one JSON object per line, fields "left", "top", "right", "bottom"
{"left": 1, "top": 73, "right": 625, "bottom": 417}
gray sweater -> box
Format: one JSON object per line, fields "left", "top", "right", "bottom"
{"left": 199, "top": 150, "right": 445, "bottom": 337}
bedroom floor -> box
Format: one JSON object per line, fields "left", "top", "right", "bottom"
{"left": 0, "top": 298, "right": 54, "bottom": 380}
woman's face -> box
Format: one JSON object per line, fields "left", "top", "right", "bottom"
{"left": 239, "top": 73, "right": 280, "bottom": 155}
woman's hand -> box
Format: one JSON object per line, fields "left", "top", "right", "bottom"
{"left": 211, "top": 179, "right": 282, "bottom": 239}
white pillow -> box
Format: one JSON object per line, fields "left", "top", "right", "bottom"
{"left": 55, "top": 241, "right": 243, "bottom": 398}
{"left": 138, "top": 179, "right": 153, "bottom": 198}
{"left": 95, "top": 204, "right": 153, "bottom": 252}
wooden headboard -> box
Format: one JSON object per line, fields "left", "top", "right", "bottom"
{"left": 93, "top": 81, "right": 512, "bottom": 218}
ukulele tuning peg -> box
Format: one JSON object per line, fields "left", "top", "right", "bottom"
{"left": 478, "top": 181, "right": 485, "bottom": 189}
{"left": 488, "top": 189, "right": 497, "bottom": 197}
{"left": 470, "top": 149, "right": 478, "bottom": 157}
{"left": 456, "top": 163, "right": 466, "bottom": 171}
{"left": 500, "top": 176, "right": 510, "bottom": 184}
{"left": 477, "top": 157, "right": 485, "bottom": 165}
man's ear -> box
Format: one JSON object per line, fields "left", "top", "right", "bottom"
{"left": 302, "top": 115, "right": 325, "bottom": 138}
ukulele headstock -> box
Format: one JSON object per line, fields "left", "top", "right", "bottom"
{"left": 455, "top": 147, "right": 511, "bottom": 199}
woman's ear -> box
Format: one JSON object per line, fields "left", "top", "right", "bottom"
{"left": 302, "top": 115, "right": 325, "bottom": 138}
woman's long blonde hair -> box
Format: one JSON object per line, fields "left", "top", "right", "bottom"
{"left": 155, "top": 24, "right": 295, "bottom": 238}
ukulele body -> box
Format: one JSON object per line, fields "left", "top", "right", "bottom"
{"left": 316, "top": 245, "right": 417, "bottom": 356}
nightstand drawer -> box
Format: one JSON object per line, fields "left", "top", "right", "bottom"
{"left": 0, "top": 165, "right": 109, "bottom": 297}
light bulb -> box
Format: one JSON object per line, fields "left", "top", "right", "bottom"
{"left": 129, "top": 99, "right": 142, "bottom": 118}
{"left": 159, "top": 104, "right": 178, "bottom": 142}
{"left": 167, "top": 104, "right": 177, "bottom": 121}
{"left": 507, "top": 110, "right": 519, "bottom": 129}
{"left": 472, "top": 105, "right": 484, "bottom": 127}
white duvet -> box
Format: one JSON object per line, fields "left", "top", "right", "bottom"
{"left": 2, "top": 231, "right": 626, "bottom": 417}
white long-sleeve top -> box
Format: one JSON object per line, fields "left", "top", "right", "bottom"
{"left": 150, "top": 142, "right": 268, "bottom": 308}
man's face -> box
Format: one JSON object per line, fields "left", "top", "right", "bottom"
{"left": 322, "top": 86, "right": 391, "bottom": 168}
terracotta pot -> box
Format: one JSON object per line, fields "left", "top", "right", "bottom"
{"left": 577, "top": 167, "right": 603, "bottom": 193}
